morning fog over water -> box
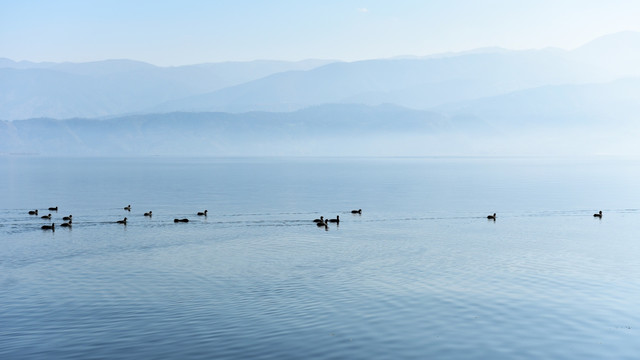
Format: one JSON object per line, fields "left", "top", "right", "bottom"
{"left": 1, "top": 156, "right": 639, "bottom": 359}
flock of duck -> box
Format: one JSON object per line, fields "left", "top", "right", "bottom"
{"left": 28, "top": 205, "right": 211, "bottom": 231}
{"left": 28, "top": 206, "right": 604, "bottom": 232}
{"left": 312, "top": 209, "right": 363, "bottom": 229}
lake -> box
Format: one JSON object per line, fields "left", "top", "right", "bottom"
{"left": 1, "top": 156, "right": 639, "bottom": 359}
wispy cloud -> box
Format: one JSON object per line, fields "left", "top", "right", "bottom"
{"left": 357, "top": 8, "right": 369, "bottom": 13}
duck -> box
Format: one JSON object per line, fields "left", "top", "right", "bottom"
{"left": 62, "top": 214, "right": 72, "bottom": 221}
{"left": 328, "top": 215, "right": 340, "bottom": 223}
{"left": 48, "top": 206, "right": 58, "bottom": 211}
{"left": 41, "top": 213, "right": 52, "bottom": 219}
{"left": 316, "top": 219, "right": 328, "bottom": 228}
{"left": 487, "top": 213, "right": 496, "bottom": 220}
{"left": 60, "top": 220, "right": 72, "bottom": 228}
{"left": 116, "top": 217, "right": 127, "bottom": 224}
{"left": 593, "top": 210, "right": 602, "bottom": 218}
{"left": 351, "top": 209, "right": 362, "bottom": 214}
{"left": 144, "top": 211, "right": 152, "bottom": 217}
{"left": 197, "top": 210, "right": 208, "bottom": 216}
{"left": 124, "top": 205, "right": 131, "bottom": 211}
{"left": 28, "top": 210, "right": 38, "bottom": 215}
{"left": 313, "top": 216, "right": 324, "bottom": 223}
{"left": 174, "top": 218, "right": 189, "bottom": 223}
{"left": 41, "top": 223, "right": 55, "bottom": 231}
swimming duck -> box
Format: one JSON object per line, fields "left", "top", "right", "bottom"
{"left": 117, "top": 217, "right": 127, "bottom": 224}
{"left": 41, "top": 223, "right": 55, "bottom": 231}
{"left": 60, "top": 220, "right": 72, "bottom": 228}
{"left": 174, "top": 218, "right": 189, "bottom": 223}
{"left": 124, "top": 205, "right": 131, "bottom": 211}
{"left": 62, "top": 215, "right": 72, "bottom": 221}
{"left": 28, "top": 210, "right": 38, "bottom": 215}
{"left": 41, "top": 213, "right": 52, "bottom": 219}
{"left": 313, "top": 216, "right": 324, "bottom": 223}
{"left": 593, "top": 210, "right": 602, "bottom": 218}
{"left": 328, "top": 215, "right": 340, "bottom": 223}
{"left": 144, "top": 211, "right": 152, "bottom": 217}
{"left": 316, "top": 219, "right": 329, "bottom": 231}
{"left": 351, "top": 209, "right": 362, "bottom": 214}
{"left": 197, "top": 210, "right": 208, "bottom": 216}
{"left": 48, "top": 206, "right": 58, "bottom": 211}
{"left": 487, "top": 213, "right": 496, "bottom": 220}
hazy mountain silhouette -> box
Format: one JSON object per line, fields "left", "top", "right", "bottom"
{"left": 148, "top": 31, "right": 640, "bottom": 114}
{"left": 3, "top": 82, "right": 639, "bottom": 157}
{"left": 437, "top": 77, "right": 640, "bottom": 130}
{"left": 2, "top": 32, "right": 640, "bottom": 156}
{"left": 3, "top": 32, "right": 640, "bottom": 120}
{"left": 0, "top": 104, "right": 489, "bottom": 156}
{"left": 152, "top": 49, "right": 602, "bottom": 113}
{"left": 0, "top": 59, "right": 336, "bottom": 120}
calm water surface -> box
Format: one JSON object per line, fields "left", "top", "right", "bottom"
{"left": 1, "top": 156, "right": 640, "bottom": 359}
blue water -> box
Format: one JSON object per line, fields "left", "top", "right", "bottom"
{"left": 1, "top": 156, "right": 640, "bottom": 359}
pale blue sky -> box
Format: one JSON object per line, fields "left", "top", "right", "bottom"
{"left": 1, "top": 0, "right": 640, "bottom": 66}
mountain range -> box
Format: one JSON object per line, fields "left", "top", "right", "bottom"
{"left": 0, "top": 59, "right": 335, "bottom": 120}
{"left": 2, "top": 31, "right": 640, "bottom": 156}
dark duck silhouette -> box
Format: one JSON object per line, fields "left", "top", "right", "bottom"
{"left": 313, "top": 216, "right": 324, "bottom": 223}
{"left": 174, "top": 218, "right": 189, "bottom": 223}
{"left": 62, "top": 215, "right": 72, "bottom": 221}
{"left": 117, "top": 217, "right": 127, "bottom": 224}
{"left": 144, "top": 211, "right": 152, "bottom": 217}
{"left": 328, "top": 215, "right": 340, "bottom": 223}
{"left": 41, "top": 223, "right": 55, "bottom": 231}
{"left": 41, "top": 213, "right": 52, "bottom": 219}
{"left": 351, "top": 209, "right": 362, "bottom": 214}
{"left": 197, "top": 210, "right": 208, "bottom": 216}
{"left": 60, "top": 220, "right": 72, "bottom": 228}
{"left": 316, "top": 219, "right": 328, "bottom": 229}
{"left": 593, "top": 210, "right": 602, "bottom": 218}
{"left": 124, "top": 205, "right": 131, "bottom": 211}
{"left": 28, "top": 210, "right": 38, "bottom": 215}
{"left": 48, "top": 206, "right": 58, "bottom": 211}
{"left": 487, "top": 213, "right": 496, "bottom": 220}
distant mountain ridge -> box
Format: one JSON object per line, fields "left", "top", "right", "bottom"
{"left": 0, "top": 104, "right": 481, "bottom": 156}
{"left": 0, "top": 58, "right": 337, "bottom": 120}
{"left": 2, "top": 31, "right": 640, "bottom": 156}
{"left": 3, "top": 31, "right": 640, "bottom": 120}
{"left": 2, "top": 83, "right": 639, "bottom": 157}
{"left": 151, "top": 49, "right": 602, "bottom": 113}
{"left": 153, "top": 31, "right": 640, "bottom": 114}
{"left": 437, "top": 77, "right": 640, "bottom": 129}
